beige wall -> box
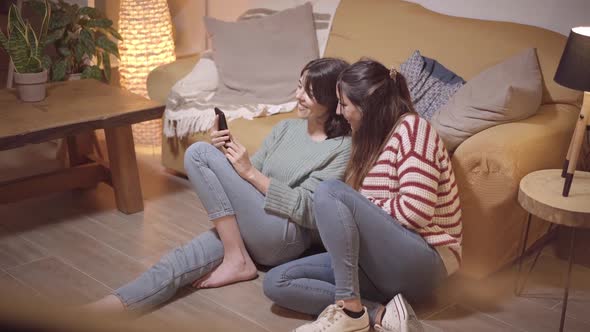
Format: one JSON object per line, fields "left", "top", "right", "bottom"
{"left": 95, "top": 0, "right": 590, "bottom": 58}
{"left": 95, "top": 0, "right": 252, "bottom": 57}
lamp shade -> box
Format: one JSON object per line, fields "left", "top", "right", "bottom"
{"left": 554, "top": 27, "right": 590, "bottom": 92}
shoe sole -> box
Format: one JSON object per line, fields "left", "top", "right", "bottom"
{"left": 395, "top": 295, "right": 424, "bottom": 332}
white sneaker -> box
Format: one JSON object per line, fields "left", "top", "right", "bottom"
{"left": 374, "top": 294, "right": 424, "bottom": 332}
{"left": 293, "top": 301, "right": 370, "bottom": 332}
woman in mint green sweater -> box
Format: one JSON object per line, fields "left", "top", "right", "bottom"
{"left": 89, "top": 58, "right": 351, "bottom": 313}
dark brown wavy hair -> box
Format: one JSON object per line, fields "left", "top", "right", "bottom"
{"left": 338, "top": 59, "right": 416, "bottom": 189}
{"left": 301, "top": 58, "right": 351, "bottom": 139}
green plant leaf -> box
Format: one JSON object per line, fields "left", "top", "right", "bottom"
{"left": 45, "top": 27, "right": 65, "bottom": 46}
{"left": 80, "top": 28, "right": 95, "bottom": 55}
{"left": 96, "top": 35, "right": 119, "bottom": 58}
{"left": 57, "top": 46, "right": 71, "bottom": 56}
{"left": 51, "top": 59, "right": 67, "bottom": 81}
{"left": 49, "top": 10, "right": 70, "bottom": 30}
{"left": 0, "top": 30, "right": 8, "bottom": 51}
{"left": 81, "top": 65, "right": 103, "bottom": 81}
{"left": 8, "top": 5, "right": 27, "bottom": 35}
{"left": 42, "top": 54, "right": 52, "bottom": 70}
{"left": 87, "top": 18, "right": 113, "bottom": 29}
{"left": 74, "top": 42, "right": 85, "bottom": 62}
{"left": 28, "top": 0, "right": 48, "bottom": 17}
{"left": 96, "top": 51, "right": 102, "bottom": 67}
{"left": 39, "top": 0, "right": 51, "bottom": 41}
{"left": 102, "top": 51, "right": 111, "bottom": 82}
{"left": 78, "top": 6, "right": 100, "bottom": 19}
{"left": 98, "top": 27, "right": 123, "bottom": 41}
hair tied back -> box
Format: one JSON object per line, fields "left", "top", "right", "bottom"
{"left": 389, "top": 67, "right": 398, "bottom": 82}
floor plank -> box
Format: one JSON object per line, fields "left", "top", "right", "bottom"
{"left": 425, "top": 304, "right": 521, "bottom": 332}
{"left": 197, "top": 278, "right": 313, "bottom": 332}
{"left": 0, "top": 269, "right": 41, "bottom": 299}
{"left": 19, "top": 223, "right": 147, "bottom": 289}
{"left": 140, "top": 288, "right": 268, "bottom": 332}
{"left": 0, "top": 230, "right": 47, "bottom": 269}
{"left": 69, "top": 214, "right": 171, "bottom": 262}
{"left": 6, "top": 256, "right": 111, "bottom": 305}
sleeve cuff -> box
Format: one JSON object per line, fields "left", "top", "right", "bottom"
{"left": 264, "top": 178, "right": 298, "bottom": 217}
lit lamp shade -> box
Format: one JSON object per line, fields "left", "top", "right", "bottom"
{"left": 118, "top": 0, "right": 176, "bottom": 145}
{"left": 554, "top": 27, "right": 590, "bottom": 92}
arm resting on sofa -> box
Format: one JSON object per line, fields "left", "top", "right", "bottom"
{"left": 450, "top": 103, "right": 579, "bottom": 278}
{"left": 146, "top": 54, "right": 200, "bottom": 103}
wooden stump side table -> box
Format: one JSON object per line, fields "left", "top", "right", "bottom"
{"left": 516, "top": 169, "right": 590, "bottom": 332}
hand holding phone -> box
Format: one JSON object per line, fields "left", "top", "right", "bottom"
{"left": 211, "top": 107, "right": 231, "bottom": 148}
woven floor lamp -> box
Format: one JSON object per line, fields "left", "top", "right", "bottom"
{"left": 118, "top": 0, "right": 176, "bottom": 146}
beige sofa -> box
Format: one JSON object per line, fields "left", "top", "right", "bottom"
{"left": 147, "top": 0, "right": 581, "bottom": 278}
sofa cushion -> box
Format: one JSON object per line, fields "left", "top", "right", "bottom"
{"left": 237, "top": 0, "right": 340, "bottom": 56}
{"left": 400, "top": 50, "right": 465, "bottom": 120}
{"left": 204, "top": 3, "right": 319, "bottom": 105}
{"left": 431, "top": 48, "right": 543, "bottom": 152}
{"left": 324, "top": 0, "right": 582, "bottom": 106}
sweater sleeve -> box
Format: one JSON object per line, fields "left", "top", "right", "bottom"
{"left": 263, "top": 143, "right": 351, "bottom": 229}
{"left": 250, "top": 120, "right": 288, "bottom": 171}
{"left": 370, "top": 120, "right": 441, "bottom": 230}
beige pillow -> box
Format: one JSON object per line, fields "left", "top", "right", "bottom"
{"left": 431, "top": 48, "right": 543, "bottom": 152}
{"left": 204, "top": 3, "right": 319, "bottom": 105}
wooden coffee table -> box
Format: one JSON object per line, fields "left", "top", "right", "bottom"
{"left": 0, "top": 79, "right": 165, "bottom": 214}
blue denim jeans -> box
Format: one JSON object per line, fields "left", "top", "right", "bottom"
{"left": 114, "top": 142, "right": 313, "bottom": 312}
{"left": 263, "top": 180, "right": 446, "bottom": 322}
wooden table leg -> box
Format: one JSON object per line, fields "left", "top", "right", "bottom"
{"left": 559, "top": 227, "right": 576, "bottom": 332}
{"left": 105, "top": 125, "right": 144, "bottom": 214}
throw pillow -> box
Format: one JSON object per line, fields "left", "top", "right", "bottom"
{"left": 400, "top": 50, "right": 465, "bottom": 120}
{"left": 204, "top": 3, "right": 319, "bottom": 105}
{"left": 238, "top": 0, "right": 341, "bottom": 56}
{"left": 431, "top": 48, "right": 543, "bottom": 152}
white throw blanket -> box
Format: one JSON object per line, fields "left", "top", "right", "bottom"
{"left": 163, "top": 52, "right": 297, "bottom": 138}
{"left": 163, "top": 0, "right": 340, "bottom": 138}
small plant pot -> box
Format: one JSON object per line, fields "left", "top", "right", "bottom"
{"left": 14, "top": 70, "right": 48, "bottom": 102}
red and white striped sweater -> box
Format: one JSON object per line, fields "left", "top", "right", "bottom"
{"left": 360, "top": 115, "right": 462, "bottom": 275}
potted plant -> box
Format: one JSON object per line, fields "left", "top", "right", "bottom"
{"left": 0, "top": 0, "right": 51, "bottom": 102}
{"left": 31, "top": 0, "right": 121, "bottom": 82}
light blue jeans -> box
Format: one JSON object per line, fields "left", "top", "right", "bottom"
{"left": 263, "top": 180, "right": 446, "bottom": 323}
{"left": 114, "top": 142, "right": 313, "bottom": 312}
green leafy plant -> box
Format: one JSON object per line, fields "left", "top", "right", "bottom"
{"left": 0, "top": 0, "right": 51, "bottom": 74}
{"left": 31, "top": 0, "right": 122, "bottom": 82}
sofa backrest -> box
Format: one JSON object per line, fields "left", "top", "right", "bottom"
{"left": 324, "top": 0, "right": 582, "bottom": 106}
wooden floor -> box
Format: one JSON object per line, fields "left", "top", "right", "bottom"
{"left": 1, "top": 141, "right": 590, "bottom": 331}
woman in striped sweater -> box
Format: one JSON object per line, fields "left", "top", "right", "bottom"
{"left": 263, "top": 60, "right": 462, "bottom": 332}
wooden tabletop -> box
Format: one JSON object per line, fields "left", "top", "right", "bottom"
{"left": 0, "top": 79, "right": 165, "bottom": 150}
{"left": 518, "top": 169, "right": 590, "bottom": 228}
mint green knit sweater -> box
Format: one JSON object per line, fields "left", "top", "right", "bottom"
{"left": 250, "top": 119, "right": 351, "bottom": 229}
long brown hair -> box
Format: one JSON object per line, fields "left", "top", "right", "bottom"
{"left": 301, "top": 58, "right": 351, "bottom": 139}
{"left": 338, "top": 59, "right": 416, "bottom": 189}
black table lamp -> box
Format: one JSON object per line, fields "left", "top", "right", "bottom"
{"left": 554, "top": 27, "right": 590, "bottom": 197}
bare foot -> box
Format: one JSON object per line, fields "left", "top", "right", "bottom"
{"left": 193, "top": 256, "right": 258, "bottom": 288}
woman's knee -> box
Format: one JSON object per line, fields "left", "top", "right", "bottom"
{"left": 314, "top": 179, "right": 348, "bottom": 202}
{"left": 184, "top": 141, "right": 217, "bottom": 167}
{"left": 262, "top": 265, "right": 290, "bottom": 303}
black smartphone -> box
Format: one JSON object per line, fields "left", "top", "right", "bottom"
{"left": 214, "top": 107, "right": 228, "bottom": 131}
